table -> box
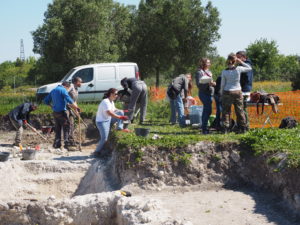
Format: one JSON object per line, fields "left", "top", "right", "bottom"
{"left": 247, "top": 102, "right": 283, "bottom": 128}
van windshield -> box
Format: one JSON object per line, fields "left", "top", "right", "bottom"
{"left": 61, "top": 69, "right": 76, "bottom": 82}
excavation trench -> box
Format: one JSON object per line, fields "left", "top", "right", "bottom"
{"left": 0, "top": 125, "right": 299, "bottom": 224}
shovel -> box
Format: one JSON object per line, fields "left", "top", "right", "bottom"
{"left": 69, "top": 107, "right": 83, "bottom": 151}
{"left": 25, "top": 123, "right": 48, "bottom": 141}
{"left": 69, "top": 107, "right": 88, "bottom": 128}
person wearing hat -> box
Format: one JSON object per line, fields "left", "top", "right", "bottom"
{"left": 44, "top": 81, "right": 79, "bottom": 150}
{"left": 8, "top": 102, "right": 38, "bottom": 146}
{"left": 68, "top": 77, "right": 82, "bottom": 146}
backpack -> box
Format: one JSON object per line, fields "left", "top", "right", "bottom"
{"left": 279, "top": 117, "right": 298, "bottom": 129}
{"left": 250, "top": 91, "right": 280, "bottom": 114}
{"left": 167, "top": 84, "right": 179, "bottom": 99}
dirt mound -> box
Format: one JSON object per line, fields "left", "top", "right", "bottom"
{"left": 104, "top": 141, "right": 300, "bottom": 217}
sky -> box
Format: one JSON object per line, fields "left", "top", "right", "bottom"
{"left": 0, "top": 0, "right": 299, "bottom": 63}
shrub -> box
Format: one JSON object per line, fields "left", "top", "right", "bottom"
{"left": 291, "top": 69, "right": 300, "bottom": 90}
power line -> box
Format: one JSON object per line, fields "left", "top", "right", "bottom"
{"left": 20, "top": 39, "right": 25, "bottom": 61}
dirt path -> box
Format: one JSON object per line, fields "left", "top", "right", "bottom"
{"left": 137, "top": 187, "right": 298, "bottom": 225}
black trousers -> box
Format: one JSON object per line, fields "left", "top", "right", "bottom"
{"left": 53, "top": 111, "right": 70, "bottom": 147}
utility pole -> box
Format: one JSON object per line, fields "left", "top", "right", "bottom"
{"left": 20, "top": 39, "right": 25, "bottom": 61}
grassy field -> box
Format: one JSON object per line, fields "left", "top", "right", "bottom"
{"left": 0, "top": 81, "right": 292, "bottom": 116}
{"left": 252, "top": 81, "right": 292, "bottom": 93}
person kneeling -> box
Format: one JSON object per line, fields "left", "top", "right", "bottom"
{"left": 94, "top": 88, "right": 129, "bottom": 157}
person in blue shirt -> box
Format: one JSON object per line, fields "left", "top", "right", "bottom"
{"left": 44, "top": 81, "right": 79, "bottom": 149}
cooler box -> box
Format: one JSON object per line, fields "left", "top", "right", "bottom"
{"left": 189, "top": 105, "right": 203, "bottom": 125}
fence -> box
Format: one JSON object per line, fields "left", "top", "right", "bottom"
{"left": 149, "top": 87, "right": 300, "bottom": 128}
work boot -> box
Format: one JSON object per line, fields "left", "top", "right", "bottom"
{"left": 12, "top": 142, "right": 21, "bottom": 147}
{"left": 222, "top": 127, "right": 230, "bottom": 134}
{"left": 236, "top": 127, "right": 247, "bottom": 134}
{"left": 64, "top": 142, "right": 78, "bottom": 151}
{"left": 68, "top": 140, "right": 77, "bottom": 147}
{"left": 201, "top": 129, "right": 209, "bottom": 135}
{"left": 53, "top": 141, "right": 61, "bottom": 149}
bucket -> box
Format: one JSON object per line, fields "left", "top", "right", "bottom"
{"left": 0, "top": 152, "right": 10, "bottom": 162}
{"left": 22, "top": 149, "right": 36, "bottom": 160}
{"left": 41, "top": 126, "right": 53, "bottom": 134}
{"left": 189, "top": 105, "right": 203, "bottom": 125}
{"left": 134, "top": 128, "right": 150, "bottom": 137}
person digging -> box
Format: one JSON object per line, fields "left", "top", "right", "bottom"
{"left": 68, "top": 76, "right": 83, "bottom": 147}
{"left": 8, "top": 102, "right": 38, "bottom": 147}
{"left": 44, "top": 81, "right": 80, "bottom": 151}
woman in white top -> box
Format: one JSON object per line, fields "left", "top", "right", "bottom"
{"left": 220, "top": 53, "right": 252, "bottom": 133}
{"left": 94, "top": 88, "right": 128, "bottom": 157}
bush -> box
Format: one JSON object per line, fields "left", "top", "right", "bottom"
{"left": 291, "top": 69, "right": 300, "bottom": 90}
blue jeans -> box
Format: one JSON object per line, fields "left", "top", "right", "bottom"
{"left": 199, "top": 92, "right": 213, "bottom": 131}
{"left": 170, "top": 94, "right": 186, "bottom": 127}
{"left": 214, "top": 95, "right": 222, "bottom": 128}
{"left": 95, "top": 111, "right": 124, "bottom": 153}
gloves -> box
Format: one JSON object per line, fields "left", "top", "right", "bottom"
{"left": 77, "top": 107, "right": 81, "bottom": 113}
{"left": 119, "top": 116, "right": 129, "bottom": 121}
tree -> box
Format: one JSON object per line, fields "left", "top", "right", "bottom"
{"left": 276, "top": 55, "right": 300, "bottom": 81}
{"left": 127, "top": 0, "right": 220, "bottom": 87}
{"left": 0, "top": 57, "right": 36, "bottom": 90}
{"left": 32, "top": 0, "right": 133, "bottom": 83}
{"left": 246, "top": 38, "right": 280, "bottom": 81}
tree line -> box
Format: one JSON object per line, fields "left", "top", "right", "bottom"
{"left": 0, "top": 0, "right": 300, "bottom": 90}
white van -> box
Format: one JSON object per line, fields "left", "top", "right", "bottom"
{"left": 36, "top": 62, "right": 139, "bottom": 102}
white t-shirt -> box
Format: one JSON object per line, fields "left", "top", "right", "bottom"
{"left": 96, "top": 98, "right": 116, "bottom": 122}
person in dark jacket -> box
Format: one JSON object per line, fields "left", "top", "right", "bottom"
{"left": 121, "top": 77, "right": 147, "bottom": 124}
{"left": 8, "top": 102, "right": 37, "bottom": 146}
{"left": 236, "top": 51, "right": 254, "bottom": 129}
{"left": 213, "top": 75, "right": 222, "bottom": 130}
{"left": 44, "top": 81, "right": 79, "bottom": 150}
{"left": 167, "top": 73, "right": 192, "bottom": 127}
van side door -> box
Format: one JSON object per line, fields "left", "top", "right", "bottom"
{"left": 70, "top": 67, "right": 95, "bottom": 101}
{"left": 95, "top": 66, "right": 118, "bottom": 100}
{"left": 119, "top": 65, "right": 136, "bottom": 81}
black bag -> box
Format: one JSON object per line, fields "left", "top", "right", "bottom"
{"left": 279, "top": 117, "right": 298, "bottom": 129}
{"left": 167, "top": 85, "right": 179, "bottom": 99}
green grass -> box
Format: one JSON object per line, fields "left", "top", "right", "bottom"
{"left": 115, "top": 124, "right": 300, "bottom": 168}
{"left": 240, "top": 128, "right": 300, "bottom": 168}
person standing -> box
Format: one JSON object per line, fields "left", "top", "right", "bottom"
{"left": 236, "top": 51, "right": 254, "bottom": 130}
{"left": 8, "top": 102, "right": 38, "bottom": 146}
{"left": 220, "top": 53, "right": 252, "bottom": 133}
{"left": 167, "top": 73, "right": 192, "bottom": 127}
{"left": 195, "top": 58, "right": 216, "bottom": 134}
{"left": 44, "top": 81, "right": 79, "bottom": 150}
{"left": 94, "top": 88, "right": 128, "bottom": 157}
{"left": 121, "top": 77, "right": 147, "bottom": 124}
{"left": 68, "top": 77, "right": 82, "bottom": 146}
